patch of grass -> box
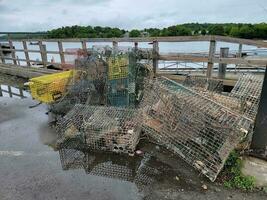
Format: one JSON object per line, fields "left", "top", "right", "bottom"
{"left": 221, "top": 151, "right": 255, "bottom": 190}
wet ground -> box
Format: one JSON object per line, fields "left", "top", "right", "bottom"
{"left": 0, "top": 73, "right": 266, "bottom": 200}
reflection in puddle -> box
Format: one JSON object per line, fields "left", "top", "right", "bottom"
{"left": 58, "top": 147, "right": 176, "bottom": 198}
{"left": 0, "top": 84, "right": 30, "bottom": 99}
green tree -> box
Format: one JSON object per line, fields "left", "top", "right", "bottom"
{"left": 129, "top": 29, "right": 141, "bottom": 37}
{"left": 201, "top": 29, "right": 207, "bottom": 35}
{"left": 208, "top": 25, "right": 225, "bottom": 35}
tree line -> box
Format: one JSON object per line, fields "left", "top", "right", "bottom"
{"left": 46, "top": 23, "right": 267, "bottom": 39}
{"left": 1, "top": 23, "right": 266, "bottom": 40}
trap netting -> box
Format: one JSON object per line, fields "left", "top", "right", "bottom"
{"left": 183, "top": 75, "right": 224, "bottom": 93}
{"left": 229, "top": 74, "right": 263, "bottom": 120}
{"left": 140, "top": 76, "right": 254, "bottom": 181}
{"left": 57, "top": 105, "right": 142, "bottom": 155}
{"left": 50, "top": 53, "right": 108, "bottom": 116}
{"left": 51, "top": 48, "right": 151, "bottom": 117}
{"left": 183, "top": 74, "right": 263, "bottom": 121}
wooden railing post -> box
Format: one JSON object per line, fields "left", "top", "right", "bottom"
{"left": 218, "top": 47, "right": 229, "bottom": 79}
{"left": 38, "top": 41, "right": 47, "bottom": 67}
{"left": 81, "top": 40, "right": 87, "bottom": 52}
{"left": 112, "top": 41, "right": 118, "bottom": 53}
{"left": 152, "top": 41, "right": 159, "bottom": 77}
{"left": 206, "top": 40, "right": 216, "bottom": 78}
{"left": 8, "top": 36, "right": 17, "bottom": 65}
{"left": 134, "top": 42, "right": 138, "bottom": 49}
{"left": 58, "top": 41, "right": 65, "bottom": 65}
{"left": 238, "top": 44, "right": 243, "bottom": 57}
{"left": 22, "top": 40, "right": 31, "bottom": 66}
{"left": 0, "top": 46, "right": 5, "bottom": 64}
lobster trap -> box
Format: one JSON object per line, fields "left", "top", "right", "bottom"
{"left": 57, "top": 105, "right": 142, "bottom": 155}
{"left": 140, "top": 76, "right": 255, "bottom": 181}
{"left": 183, "top": 75, "right": 224, "bottom": 93}
{"left": 29, "top": 70, "right": 74, "bottom": 103}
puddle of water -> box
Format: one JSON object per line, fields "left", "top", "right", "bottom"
{"left": 0, "top": 84, "right": 30, "bottom": 99}
{"left": 56, "top": 147, "right": 180, "bottom": 198}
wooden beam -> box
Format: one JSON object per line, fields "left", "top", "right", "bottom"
{"left": 159, "top": 54, "right": 208, "bottom": 62}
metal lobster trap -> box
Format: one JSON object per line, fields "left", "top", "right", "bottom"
{"left": 140, "top": 76, "right": 255, "bottom": 181}
{"left": 57, "top": 104, "right": 142, "bottom": 155}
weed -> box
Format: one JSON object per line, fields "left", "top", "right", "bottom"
{"left": 221, "top": 151, "right": 255, "bottom": 190}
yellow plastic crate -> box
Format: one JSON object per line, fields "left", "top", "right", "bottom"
{"left": 29, "top": 70, "right": 74, "bottom": 103}
{"left": 107, "top": 56, "right": 129, "bottom": 80}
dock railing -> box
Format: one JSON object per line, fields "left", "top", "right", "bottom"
{"left": 0, "top": 35, "right": 267, "bottom": 79}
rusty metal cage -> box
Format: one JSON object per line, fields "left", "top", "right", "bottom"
{"left": 140, "top": 76, "right": 254, "bottom": 181}
{"left": 57, "top": 105, "right": 142, "bottom": 155}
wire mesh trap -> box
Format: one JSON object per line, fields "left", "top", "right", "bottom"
{"left": 57, "top": 104, "right": 142, "bottom": 155}
{"left": 140, "top": 76, "right": 255, "bottom": 181}
{"left": 183, "top": 75, "right": 224, "bottom": 93}
{"left": 50, "top": 48, "right": 151, "bottom": 117}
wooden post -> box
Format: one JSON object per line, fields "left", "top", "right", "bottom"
{"left": 112, "top": 41, "right": 118, "bottom": 53}
{"left": 22, "top": 41, "right": 31, "bottom": 66}
{"left": 250, "top": 66, "right": 267, "bottom": 158}
{"left": 134, "top": 42, "right": 138, "bottom": 49}
{"left": 218, "top": 47, "right": 229, "bottom": 79}
{"left": 81, "top": 40, "right": 87, "bottom": 52}
{"left": 8, "top": 38, "right": 17, "bottom": 65}
{"left": 206, "top": 40, "right": 216, "bottom": 78}
{"left": 0, "top": 45, "right": 5, "bottom": 64}
{"left": 152, "top": 41, "right": 159, "bottom": 77}
{"left": 38, "top": 41, "right": 47, "bottom": 67}
{"left": 58, "top": 41, "right": 65, "bottom": 64}
{"left": 238, "top": 44, "right": 242, "bottom": 57}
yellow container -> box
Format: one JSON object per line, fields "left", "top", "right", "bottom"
{"left": 107, "top": 56, "right": 129, "bottom": 80}
{"left": 29, "top": 70, "right": 74, "bottom": 103}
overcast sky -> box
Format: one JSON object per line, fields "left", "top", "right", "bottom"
{"left": 0, "top": 0, "right": 266, "bottom": 32}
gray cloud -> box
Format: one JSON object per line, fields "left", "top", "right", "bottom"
{"left": 0, "top": 0, "right": 266, "bottom": 32}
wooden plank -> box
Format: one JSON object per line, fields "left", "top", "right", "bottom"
{"left": 22, "top": 41, "right": 31, "bottom": 66}
{"left": 58, "top": 41, "right": 65, "bottom": 64}
{"left": 159, "top": 54, "right": 208, "bottom": 62}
